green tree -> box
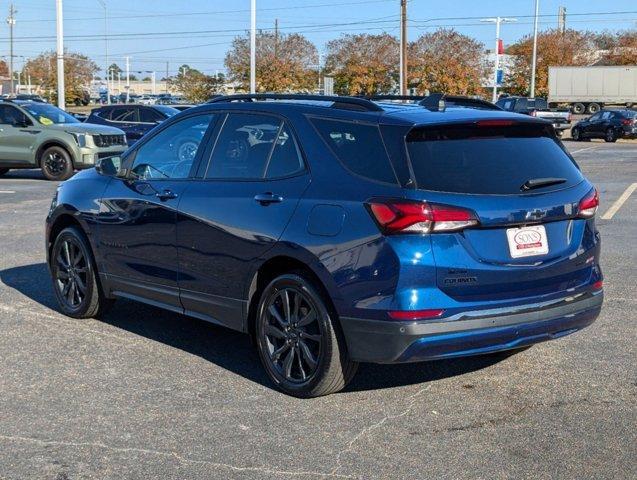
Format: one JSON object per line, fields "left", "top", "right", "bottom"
{"left": 408, "top": 29, "right": 487, "bottom": 95}
{"left": 505, "top": 29, "right": 596, "bottom": 97}
{"left": 225, "top": 31, "right": 318, "bottom": 92}
{"left": 324, "top": 33, "right": 398, "bottom": 95}
{"left": 23, "top": 50, "right": 98, "bottom": 105}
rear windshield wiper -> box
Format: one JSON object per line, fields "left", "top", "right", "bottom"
{"left": 520, "top": 177, "right": 567, "bottom": 191}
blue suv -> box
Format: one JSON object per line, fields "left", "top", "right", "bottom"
{"left": 46, "top": 94, "right": 603, "bottom": 397}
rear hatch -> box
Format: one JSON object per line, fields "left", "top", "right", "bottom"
{"left": 400, "top": 120, "right": 598, "bottom": 302}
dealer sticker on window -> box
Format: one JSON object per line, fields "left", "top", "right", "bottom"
{"left": 506, "top": 225, "right": 549, "bottom": 258}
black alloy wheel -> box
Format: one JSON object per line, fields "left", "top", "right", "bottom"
{"left": 41, "top": 146, "right": 74, "bottom": 181}
{"left": 50, "top": 227, "right": 112, "bottom": 318}
{"left": 256, "top": 273, "right": 358, "bottom": 397}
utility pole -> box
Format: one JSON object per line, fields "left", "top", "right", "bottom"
{"left": 481, "top": 16, "right": 517, "bottom": 103}
{"left": 250, "top": 0, "right": 256, "bottom": 93}
{"left": 7, "top": 4, "right": 16, "bottom": 96}
{"left": 530, "top": 0, "right": 540, "bottom": 98}
{"left": 56, "top": 0, "right": 65, "bottom": 109}
{"left": 95, "top": 0, "right": 109, "bottom": 104}
{"left": 274, "top": 18, "right": 279, "bottom": 59}
{"left": 399, "top": 0, "right": 407, "bottom": 95}
{"left": 558, "top": 6, "right": 566, "bottom": 33}
{"left": 125, "top": 55, "right": 130, "bottom": 103}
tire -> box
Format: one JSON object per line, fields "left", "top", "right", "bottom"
{"left": 571, "top": 127, "right": 581, "bottom": 141}
{"left": 255, "top": 272, "right": 358, "bottom": 398}
{"left": 0, "top": 167, "right": 9, "bottom": 176}
{"left": 587, "top": 103, "right": 601, "bottom": 114}
{"left": 604, "top": 127, "right": 618, "bottom": 143}
{"left": 572, "top": 103, "right": 585, "bottom": 115}
{"left": 40, "top": 146, "right": 74, "bottom": 181}
{"left": 49, "top": 226, "right": 113, "bottom": 319}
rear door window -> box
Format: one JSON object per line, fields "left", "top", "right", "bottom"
{"left": 310, "top": 117, "right": 397, "bottom": 184}
{"left": 406, "top": 123, "right": 583, "bottom": 195}
{"left": 111, "top": 107, "right": 138, "bottom": 122}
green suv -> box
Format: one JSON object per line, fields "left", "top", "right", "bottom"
{"left": 0, "top": 100, "right": 127, "bottom": 180}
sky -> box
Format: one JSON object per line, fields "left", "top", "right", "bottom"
{"left": 1, "top": 0, "right": 636, "bottom": 78}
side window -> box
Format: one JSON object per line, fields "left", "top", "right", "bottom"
{"left": 503, "top": 100, "right": 514, "bottom": 111}
{"left": 265, "top": 123, "right": 304, "bottom": 178}
{"left": 515, "top": 98, "right": 527, "bottom": 111}
{"left": 111, "top": 108, "right": 137, "bottom": 122}
{"left": 589, "top": 113, "right": 602, "bottom": 122}
{"left": 0, "top": 105, "right": 23, "bottom": 125}
{"left": 131, "top": 114, "right": 216, "bottom": 180}
{"left": 601, "top": 111, "right": 612, "bottom": 120}
{"left": 206, "top": 113, "right": 281, "bottom": 179}
{"left": 535, "top": 98, "right": 548, "bottom": 109}
{"left": 140, "top": 108, "right": 163, "bottom": 123}
{"left": 311, "top": 117, "right": 397, "bottom": 184}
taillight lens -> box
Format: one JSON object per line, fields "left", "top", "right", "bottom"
{"left": 620, "top": 118, "right": 631, "bottom": 126}
{"left": 578, "top": 188, "right": 599, "bottom": 218}
{"left": 367, "top": 200, "right": 479, "bottom": 234}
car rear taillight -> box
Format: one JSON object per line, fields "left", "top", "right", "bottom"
{"left": 567, "top": 112, "right": 572, "bottom": 122}
{"left": 367, "top": 200, "right": 479, "bottom": 234}
{"left": 578, "top": 188, "right": 599, "bottom": 218}
{"left": 620, "top": 119, "right": 631, "bottom": 126}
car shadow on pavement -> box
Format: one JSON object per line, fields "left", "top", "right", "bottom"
{"left": 1, "top": 262, "right": 510, "bottom": 394}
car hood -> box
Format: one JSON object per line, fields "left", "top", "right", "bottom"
{"left": 47, "top": 123, "right": 125, "bottom": 135}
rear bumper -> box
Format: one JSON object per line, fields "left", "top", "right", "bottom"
{"left": 341, "top": 290, "right": 603, "bottom": 363}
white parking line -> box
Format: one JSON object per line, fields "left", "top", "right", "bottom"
{"left": 0, "top": 190, "right": 16, "bottom": 194}
{"left": 569, "top": 145, "right": 599, "bottom": 155}
{"left": 601, "top": 183, "right": 637, "bottom": 220}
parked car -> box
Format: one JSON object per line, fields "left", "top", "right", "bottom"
{"left": 0, "top": 99, "right": 127, "bottom": 180}
{"left": 496, "top": 96, "right": 572, "bottom": 135}
{"left": 45, "top": 94, "right": 603, "bottom": 397}
{"left": 172, "top": 104, "right": 195, "bottom": 111}
{"left": 15, "top": 93, "right": 47, "bottom": 103}
{"left": 571, "top": 109, "right": 637, "bottom": 142}
{"left": 139, "top": 95, "right": 157, "bottom": 105}
{"left": 86, "top": 104, "right": 180, "bottom": 145}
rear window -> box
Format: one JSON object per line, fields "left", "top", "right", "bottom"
{"left": 406, "top": 123, "right": 583, "bottom": 195}
{"left": 311, "top": 118, "right": 397, "bottom": 184}
{"left": 619, "top": 110, "right": 637, "bottom": 118}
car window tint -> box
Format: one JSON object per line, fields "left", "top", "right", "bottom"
{"left": 534, "top": 98, "right": 548, "bottom": 109}
{"left": 140, "top": 108, "right": 163, "bottom": 123}
{"left": 0, "top": 105, "right": 23, "bottom": 124}
{"left": 206, "top": 113, "right": 281, "bottom": 179}
{"left": 601, "top": 111, "right": 612, "bottom": 120}
{"left": 265, "top": 123, "right": 304, "bottom": 178}
{"left": 589, "top": 113, "right": 602, "bottom": 122}
{"left": 515, "top": 98, "right": 527, "bottom": 111}
{"left": 130, "top": 114, "right": 216, "bottom": 180}
{"left": 311, "top": 117, "right": 397, "bottom": 184}
{"left": 406, "top": 123, "right": 583, "bottom": 195}
{"left": 111, "top": 108, "right": 137, "bottom": 122}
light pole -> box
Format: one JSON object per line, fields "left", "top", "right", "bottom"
{"left": 250, "top": 0, "right": 256, "bottom": 93}
{"left": 481, "top": 16, "right": 517, "bottom": 103}
{"left": 95, "top": 0, "right": 109, "bottom": 104}
{"left": 530, "top": 0, "right": 540, "bottom": 98}
{"left": 7, "top": 4, "right": 16, "bottom": 96}
{"left": 55, "top": 0, "right": 65, "bottom": 109}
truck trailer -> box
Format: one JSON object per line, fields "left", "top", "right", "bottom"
{"left": 548, "top": 66, "right": 637, "bottom": 114}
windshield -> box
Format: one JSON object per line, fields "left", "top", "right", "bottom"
{"left": 154, "top": 105, "right": 179, "bottom": 117}
{"left": 22, "top": 103, "right": 79, "bottom": 125}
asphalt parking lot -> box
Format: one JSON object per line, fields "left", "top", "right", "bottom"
{"left": 0, "top": 140, "right": 635, "bottom": 480}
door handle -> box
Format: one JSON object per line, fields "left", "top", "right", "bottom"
{"left": 156, "top": 189, "right": 178, "bottom": 201}
{"left": 254, "top": 192, "right": 283, "bottom": 205}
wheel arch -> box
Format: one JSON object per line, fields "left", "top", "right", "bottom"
{"left": 36, "top": 140, "right": 76, "bottom": 167}
{"left": 244, "top": 252, "right": 341, "bottom": 340}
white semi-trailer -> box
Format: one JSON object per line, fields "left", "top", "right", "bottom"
{"left": 548, "top": 65, "right": 637, "bottom": 114}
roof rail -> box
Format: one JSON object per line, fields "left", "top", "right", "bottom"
{"left": 207, "top": 93, "right": 384, "bottom": 112}
{"left": 363, "top": 95, "right": 426, "bottom": 102}
{"left": 419, "top": 93, "right": 501, "bottom": 112}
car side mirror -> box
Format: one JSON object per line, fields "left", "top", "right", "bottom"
{"left": 95, "top": 155, "right": 126, "bottom": 177}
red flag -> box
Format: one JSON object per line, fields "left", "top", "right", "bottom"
{"left": 497, "top": 39, "right": 504, "bottom": 55}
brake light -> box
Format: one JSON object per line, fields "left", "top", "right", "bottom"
{"left": 388, "top": 309, "right": 445, "bottom": 320}
{"left": 578, "top": 188, "right": 599, "bottom": 218}
{"left": 620, "top": 119, "right": 631, "bottom": 126}
{"left": 367, "top": 200, "right": 479, "bottom": 234}
{"left": 592, "top": 280, "right": 603, "bottom": 290}
{"left": 476, "top": 119, "right": 516, "bottom": 127}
